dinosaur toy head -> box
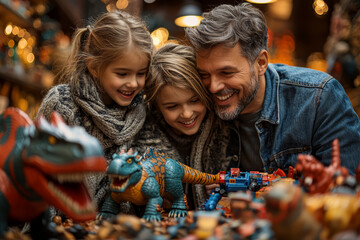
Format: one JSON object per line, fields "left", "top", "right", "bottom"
{"left": 21, "top": 111, "right": 107, "bottom": 221}
{"left": 108, "top": 150, "right": 142, "bottom": 193}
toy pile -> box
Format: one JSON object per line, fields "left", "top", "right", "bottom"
{"left": 1, "top": 108, "right": 359, "bottom": 240}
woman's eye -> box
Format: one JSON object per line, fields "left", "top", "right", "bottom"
{"left": 166, "top": 105, "right": 177, "bottom": 109}
{"left": 137, "top": 72, "right": 146, "bottom": 76}
{"left": 190, "top": 98, "right": 200, "bottom": 103}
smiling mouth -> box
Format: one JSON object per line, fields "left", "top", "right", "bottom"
{"left": 118, "top": 90, "right": 135, "bottom": 97}
{"left": 216, "top": 91, "right": 238, "bottom": 101}
{"left": 179, "top": 117, "right": 197, "bottom": 127}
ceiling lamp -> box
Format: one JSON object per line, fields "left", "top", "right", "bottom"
{"left": 175, "top": 0, "right": 203, "bottom": 27}
{"left": 246, "top": 0, "right": 277, "bottom": 4}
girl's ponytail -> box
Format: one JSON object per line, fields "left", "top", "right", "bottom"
{"left": 55, "top": 27, "right": 91, "bottom": 84}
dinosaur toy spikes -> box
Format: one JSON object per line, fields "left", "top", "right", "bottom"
{"left": 0, "top": 107, "right": 107, "bottom": 237}
{"left": 98, "top": 147, "right": 220, "bottom": 222}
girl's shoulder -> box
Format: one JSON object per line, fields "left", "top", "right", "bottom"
{"left": 37, "top": 84, "right": 76, "bottom": 122}
{"left": 45, "top": 84, "right": 72, "bottom": 99}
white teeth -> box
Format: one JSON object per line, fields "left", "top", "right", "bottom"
{"left": 55, "top": 173, "right": 88, "bottom": 183}
{"left": 181, "top": 118, "right": 195, "bottom": 125}
{"left": 48, "top": 182, "right": 96, "bottom": 215}
{"left": 109, "top": 174, "right": 127, "bottom": 180}
{"left": 304, "top": 176, "right": 313, "bottom": 186}
{"left": 110, "top": 176, "right": 129, "bottom": 191}
{"left": 119, "top": 90, "right": 133, "bottom": 95}
{"left": 217, "top": 92, "right": 235, "bottom": 101}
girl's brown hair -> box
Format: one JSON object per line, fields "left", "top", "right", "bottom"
{"left": 56, "top": 11, "right": 153, "bottom": 84}
{"left": 145, "top": 43, "right": 212, "bottom": 111}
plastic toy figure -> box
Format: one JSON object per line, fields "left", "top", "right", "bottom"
{"left": 305, "top": 193, "right": 360, "bottom": 239}
{"left": 204, "top": 168, "right": 287, "bottom": 211}
{"left": 98, "top": 147, "right": 220, "bottom": 221}
{"left": 0, "top": 107, "right": 107, "bottom": 237}
{"left": 214, "top": 192, "right": 274, "bottom": 240}
{"left": 264, "top": 182, "right": 322, "bottom": 240}
{"left": 296, "top": 138, "right": 350, "bottom": 194}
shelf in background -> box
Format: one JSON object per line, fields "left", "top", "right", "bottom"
{"left": 0, "top": 68, "right": 48, "bottom": 98}
{"left": 0, "top": 2, "right": 30, "bottom": 28}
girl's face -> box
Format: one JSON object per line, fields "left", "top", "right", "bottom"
{"left": 99, "top": 46, "right": 149, "bottom": 106}
{"left": 156, "top": 85, "right": 207, "bottom": 136}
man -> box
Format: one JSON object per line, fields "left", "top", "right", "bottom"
{"left": 185, "top": 2, "right": 360, "bottom": 174}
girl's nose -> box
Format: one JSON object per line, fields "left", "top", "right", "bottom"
{"left": 180, "top": 106, "right": 193, "bottom": 118}
{"left": 126, "top": 75, "right": 139, "bottom": 89}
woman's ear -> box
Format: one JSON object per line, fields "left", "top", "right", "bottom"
{"left": 256, "top": 50, "right": 269, "bottom": 76}
{"left": 86, "top": 59, "right": 98, "bottom": 78}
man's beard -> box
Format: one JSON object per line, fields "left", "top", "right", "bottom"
{"left": 215, "top": 68, "right": 259, "bottom": 121}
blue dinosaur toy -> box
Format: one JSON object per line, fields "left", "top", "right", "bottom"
{"left": 98, "top": 147, "right": 220, "bottom": 221}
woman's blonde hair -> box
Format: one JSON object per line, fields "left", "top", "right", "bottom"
{"left": 56, "top": 10, "right": 153, "bottom": 84}
{"left": 145, "top": 43, "right": 212, "bottom": 111}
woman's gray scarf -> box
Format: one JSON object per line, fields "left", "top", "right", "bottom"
{"left": 159, "top": 113, "right": 215, "bottom": 208}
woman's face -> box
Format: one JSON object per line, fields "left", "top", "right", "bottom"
{"left": 98, "top": 45, "right": 149, "bottom": 106}
{"left": 156, "top": 85, "right": 207, "bottom": 136}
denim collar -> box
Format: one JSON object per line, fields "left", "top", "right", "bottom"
{"left": 258, "top": 63, "right": 280, "bottom": 125}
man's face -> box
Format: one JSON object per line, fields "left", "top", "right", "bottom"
{"left": 196, "top": 43, "right": 260, "bottom": 120}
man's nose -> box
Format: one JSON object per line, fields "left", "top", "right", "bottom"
{"left": 208, "top": 75, "right": 224, "bottom": 93}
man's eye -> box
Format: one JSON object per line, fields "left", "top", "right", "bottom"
{"left": 223, "top": 72, "right": 234, "bottom": 76}
{"left": 200, "top": 74, "right": 209, "bottom": 79}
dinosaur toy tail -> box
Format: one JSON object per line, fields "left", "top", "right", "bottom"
{"left": 179, "top": 162, "right": 220, "bottom": 185}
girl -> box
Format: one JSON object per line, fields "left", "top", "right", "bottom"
{"left": 36, "top": 10, "right": 153, "bottom": 211}
{"left": 132, "top": 43, "right": 232, "bottom": 209}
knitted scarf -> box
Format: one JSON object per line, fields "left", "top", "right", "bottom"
{"left": 153, "top": 113, "right": 215, "bottom": 208}
{"left": 71, "top": 73, "right": 146, "bottom": 152}
{"left": 69, "top": 73, "right": 146, "bottom": 211}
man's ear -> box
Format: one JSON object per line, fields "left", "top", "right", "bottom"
{"left": 86, "top": 59, "right": 98, "bottom": 78}
{"left": 256, "top": 50, "right": 269, "bottom": 76}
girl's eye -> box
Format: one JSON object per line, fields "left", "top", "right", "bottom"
{"left": 116, "top": 73, "right": 127, "bottom": 77}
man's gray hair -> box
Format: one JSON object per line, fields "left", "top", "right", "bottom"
{"left": 185, "top": 2, "right": 268, "bottom": 63}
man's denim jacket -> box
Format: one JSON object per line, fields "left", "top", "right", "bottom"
{"left": 229, "top": 63, "right": 360, "bottom": 174}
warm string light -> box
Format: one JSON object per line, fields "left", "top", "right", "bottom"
{"left": 246, "top": 0, "right": 277, "bottom": 4}
{"left": 151, "top": 27, "right": 169, "bottom": 49}
{"left": 313, "top": 0, "right": 328, "bottom": 16}
{"left": 3, "top": 23, "right": 36, "bottom": 66}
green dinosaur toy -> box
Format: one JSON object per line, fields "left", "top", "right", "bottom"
{"left": 98, "top": 147, "right": 220, "bottom": 221}
{"left": 0, "top": 107, "right": 107, "bottom": 237}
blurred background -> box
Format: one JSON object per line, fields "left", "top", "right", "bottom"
{"left": 0, "top": 0, "right": 359, "bottom": 119}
